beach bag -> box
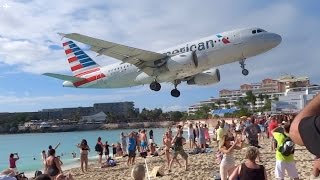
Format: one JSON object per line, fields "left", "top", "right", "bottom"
{"left": 95, "top": 143, "right": 102, "bottom": 152}
{"left": 278, "top": 133, "right": 295, "bottom": 156}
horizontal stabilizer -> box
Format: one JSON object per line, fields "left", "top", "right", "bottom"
{"left": 43, "top": 73, "right": 85, "bottom": 83}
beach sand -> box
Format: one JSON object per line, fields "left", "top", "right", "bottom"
{"left": 58, "top": 138, "right": 313, "bottom": 180}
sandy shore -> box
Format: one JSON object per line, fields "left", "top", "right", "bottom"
{"left": 57, "top": 138, "right": 314, "bottom": 180}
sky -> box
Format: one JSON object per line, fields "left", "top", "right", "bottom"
{"left": 0, "top": 0, "right": 319, "bottom": 112}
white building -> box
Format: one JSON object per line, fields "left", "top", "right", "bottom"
{"left": 271, "top": 86, "right": 320, "bottom": 112}
{"left": 80, "top": 111, "right": 107, "bottom": 124}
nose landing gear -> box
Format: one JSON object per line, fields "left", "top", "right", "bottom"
{"left": 239, "top": 59, "right": 249, "bottom": 76}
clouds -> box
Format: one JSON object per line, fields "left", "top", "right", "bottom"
{"left": 0, "top": 0, "right": 319, "bottom": 112}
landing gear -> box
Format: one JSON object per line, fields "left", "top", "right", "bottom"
{"left": 171, "top": 80, "right": 181, "bottom": 98}
{"left": 239, "top": 59, "right": 249, "bottom": 76}
{"left": 171, "top": 89, "right": 180, "bottom": 97}
{"left": 150, "top": 81, "right": 161, "bottom": 91}
{"left": 242, "top": 69, "right": 249, "bottom": 76}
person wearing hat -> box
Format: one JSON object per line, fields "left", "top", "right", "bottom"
{"left": 219, "top": 135, "right": 243, "bottom": 180}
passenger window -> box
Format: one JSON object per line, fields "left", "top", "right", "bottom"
{"left": 257, "top": 29, "right": 262, "bottom": 33}
{"left": 252, "top": 30, "right": 256, "bottom": 34}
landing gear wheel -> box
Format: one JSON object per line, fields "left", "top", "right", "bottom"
{"left": 171, "top": 89, "right": 180, "bottom": 97}
{"left": 150, "top": 82, "right": 161, "bottom": 91}
{"left": 242, "top": 69, "right": 249, "bottom": 76}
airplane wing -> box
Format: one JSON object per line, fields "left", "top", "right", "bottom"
{"left": 58, "top": 33, "right": 167, "bottom": 73}
{"left": 43, "top": 73, "right": 85, "bottom": 83}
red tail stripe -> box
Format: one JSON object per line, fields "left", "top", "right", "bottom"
{"left": 71, "top": 64, "right": 83, "bottom": 71}
{"left": 74, "top": 73, "right": 106, "bottom": 87}
{"left": 68, "top": 56, "right": 78, "bottom": 63}
{"left": 62, "top": 42, "right": 68, "bottom": 46}
{"left": 65, "top": 49, "right": 73, "bottom": 54}
{"left": 75, "top": 68, "right": 100, "bottom": 77}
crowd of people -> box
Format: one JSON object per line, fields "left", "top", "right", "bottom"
{"left": 3, "top": 94, "right": 320, "bottom": 179}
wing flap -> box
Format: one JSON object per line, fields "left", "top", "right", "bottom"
{"left": 43, "top": 73, "right": 85, "bottom": 83}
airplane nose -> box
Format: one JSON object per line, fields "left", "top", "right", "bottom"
{"left": 273, "top": 33, "right": 282, "bottom": 46}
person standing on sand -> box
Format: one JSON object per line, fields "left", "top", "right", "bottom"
{"left": 77, "top": 139, "right": 90, "bottom": 173}
{"left": 95, "top": 137, "right": 103, "bottom": 164}
{"left": 121, "top": 132, "right": 128, "bottom": 155}
{"left": 127, "top": 131, "right": 137, "bottom": 166}
{"left": 104, "top": 141, "right": 110, "bottom": 160}
{"left": 140, "top": 129, "right": 148, "bottom": 152}
{"left": 136, "top": 130, "right": 141, "bottom": 153}
{"left": 229, "top": 146, "right": 267, "bottom": 180}
{"left": 204, "top": 124, "right": 211, "bottom": 144}
{"left": 198, "top": 124, "right": 206, "bottom": 152}
{"left": 149, "top": 129, "right": 154, "bottom": 144}
{"left": 312, "top": 156, "right": 320, "bottom": 179}
{"left": 187, "top": 123, "right": 195, "bottom": 149}
{"left": 163, "top": 131, "right": 172, "bottom": 168}
{"left": 219, "top": 136, "right": 243, "bottom": 180}
{"left": 272, "top": 123, "right": 299, "bottom": 180}
{"left": 169, "top": 125, "right": 188, "bottom": 172}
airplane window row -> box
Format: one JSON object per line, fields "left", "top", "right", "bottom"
{"left": 252, "top": 29, "right": 266, "bottom": 34}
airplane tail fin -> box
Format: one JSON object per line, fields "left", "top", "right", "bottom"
{"left": 62, "top": 41, "right": 100, "bottom": 76}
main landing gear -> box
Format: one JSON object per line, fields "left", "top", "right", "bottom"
{"left": 150, "top": 81, "right": 161, "bottom": 91}
{"left": 171, "top": 80, "right": 181, "bottom": 98}
{"left": 239, "top": 59, "right": 249, "bottom": 76}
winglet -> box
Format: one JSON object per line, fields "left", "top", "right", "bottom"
{"left": 57, "top": 33, "right": 66, "bottom": 40}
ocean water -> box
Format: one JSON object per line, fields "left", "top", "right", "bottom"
{"left": 0, "top": 128, "right": 166, "bottom": 175}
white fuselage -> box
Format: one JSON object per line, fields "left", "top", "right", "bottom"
{"left": 63, "top": 27, "right": 281, "bottom": 88}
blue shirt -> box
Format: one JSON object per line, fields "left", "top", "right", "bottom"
{"left": 128, "top": 137, "right": 136, "bottom": 151}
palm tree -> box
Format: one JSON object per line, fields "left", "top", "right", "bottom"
{"left": 245, "top": 91, "right": 256, "bottom": 110}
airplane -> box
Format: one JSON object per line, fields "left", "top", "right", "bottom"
{"left": 44, "top": 27, "right": 281, "bottom": 97}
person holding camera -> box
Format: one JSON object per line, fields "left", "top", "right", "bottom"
{"left": 169, "top": 125, "right": 188, "bottom": 172}
{"left": 9, "top": 153, "right": 19, "bottom": 172}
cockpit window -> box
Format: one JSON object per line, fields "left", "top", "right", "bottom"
{"left": 252, "top": 30, "right": 256, "bottom": 34}
{"left": 257, "top": 29, "right": 266, "bottom": 33}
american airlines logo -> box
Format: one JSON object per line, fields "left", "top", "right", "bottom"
{"left": 166, "top": 34, "right": 231, "bottom": 55}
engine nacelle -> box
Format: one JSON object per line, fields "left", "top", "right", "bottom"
{"left": 187, "top": 68, "right": 220, "bottom": 86}
{"left": 166, "top": 51, "right": 198, "bottom": 72}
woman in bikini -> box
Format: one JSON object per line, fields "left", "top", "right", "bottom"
{"left": 163, "top": 131, "right": 182, "bottom": 169}
{"left": 77, "top": 139, "right": 90, "bottom": 173}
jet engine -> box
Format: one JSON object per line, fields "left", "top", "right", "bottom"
{"left": 166, "top": 51, "right": 198, "bottom": 72}
{"left": 187, "top": 68, "right": 220, "bottom": 86}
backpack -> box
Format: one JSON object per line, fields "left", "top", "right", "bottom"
{"left": 278, "top": 133, "right": 295, "bottom": 156}
{"left": 95, "top": 143, "right": 102, "bottom": 152}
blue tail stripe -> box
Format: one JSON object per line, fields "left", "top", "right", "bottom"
{"left": 69, "top": 44, "right": 77, "bottom": 48}
{"left": 77, "top": 54, "right": 89, "bottom": 59}
{"left": 79, "top": 58, "right": 94, "bottom": 64}
{"left": 82, "top": 61, "right": 96, "bottom": 67}
{"left": 74, "top": 51, "right": 85, "bottom": 56}
{"left": 71, "top": 47, "right": 81, "bottom": 52}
